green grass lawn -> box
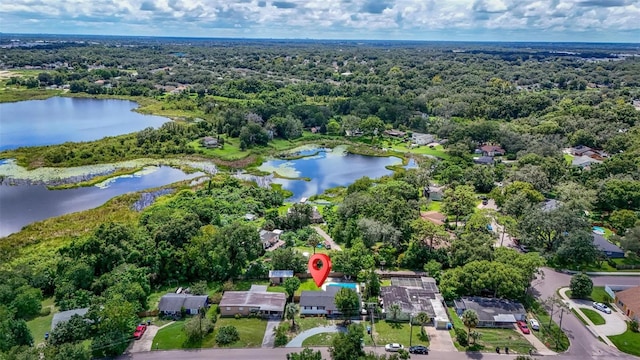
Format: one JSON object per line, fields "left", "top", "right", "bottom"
{"left": 609, "top": 322, "right": 640, "bottom": 356}
{"left": 293, "top": 246, "right": 331, "bottom": 255}
{"left": 302, "top": 332, "right": 337, "bottom": 346}
{"left": 567, "top": 287, "right": 614, "bottom": 306}
{"left": 153, "top": 317, "right": 268, "bottom": 350}
{"left": 189, "top": 139, "right": 251, "bottom": 161}
{"left": 579, "top": 308, "right": 606, "bottom": 325}
{"left": 528, "top": 301, "right": 570, "bottom": 352}
{"left": 366, "top": 320, "right": 429, "bottom": 348}
{"left": 448, "top": 308, "right": 533, "bottom": 354}
{"left": 563, "top": 154, "right": 574, "bottom": 165}
{"left": 295, "top": 316, "right": 331, "bottom": 333}
{"left": 388, "top": 142, "right": 450, "bottom": 160}
{"left": 26, "top": 311, "right": 55, "bottom": 345}
{"left": 425, "top": 201, "right": 442, "bottom": 212}
{"left": 213, "top": 317, "right": 268, "bottom": 348}
{"left": 295, "top": 278, "right": 323, "bottom": 295}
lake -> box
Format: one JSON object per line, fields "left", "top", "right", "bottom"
{"left": 258, "top": 146, "right": 402, "bottom": 201}
{"left": 0, "top": 97, "right": 169, "bottom": 150}
{"left": 0, "top": 166, "right": 202, "bottom": 237}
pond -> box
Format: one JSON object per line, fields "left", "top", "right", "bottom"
{"left": 0, "top": 166, "right": 203, "bottom": 237}
{"left": 257, "top": 146, "right": 402, "bottom": 201}
{"left": 0, "top": 97, "right": 169, "bottom": 150}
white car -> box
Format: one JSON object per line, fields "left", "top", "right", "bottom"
{"left": 592, "top": 302, "right": 612, "bottom": 314}
{"left": 529, "top": 318, "right": 540, "bottom": 331}
{"left": 385, "top": 343, "right": 404, "bottom": 352}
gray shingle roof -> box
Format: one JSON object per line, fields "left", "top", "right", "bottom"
{"left": 269, "top": 270, "right": 294, "bottom": 278}
{"left": 51, "top": 308, "right": 89, "bottom": 330}
{"left": 593, "top": 233, "right": 624, "bottom": 255}
{"left": 220, "top": 289, "right": 286, "bottom": 312}
{"left": 454, "top": 297, "right": 526, "bottom": 323}
{"left": 158, "top": 294, "right": 208, "bottom": 312}
{"left": 299, "top": 286, "right": 341, "bottom": 312}
{"left": 381, "top": 286, "right": 437, "bottom": 317}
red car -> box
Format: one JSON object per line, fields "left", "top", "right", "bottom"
{"left": 133, "top": 324, "right": 147, "bottom": 340}
{"left": 517, "top": 321, "right": 530, "bottom": 334}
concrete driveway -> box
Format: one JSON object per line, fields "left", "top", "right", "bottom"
{"left": 312, "top": 226, "right": 341, "bottom": 251}
{"left": 423, "top": 327, "right": 455, "bottom": 352}
{"left": 262, "top": 319, "right": 280, "bottom": 348}
{"left": 559, "top": 288, "right": 628, "bottom": 339}
{"left": 127, "top": 323, "right": 163, "bottom": 354}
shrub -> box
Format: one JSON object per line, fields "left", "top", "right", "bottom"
{"left": 234, "top": 313, "right": 242, "bottom": 319}
{"left": 274, "top": 325, "right": 289, "bottom": 347}
{"left": 455, "top": 327, "right": 468, "bottom": 346}
{"left": 631, "top": 320, "right": 639, "bottom": 333}
{"left": 216, "top": 325, "right": 240, "bottom": 345}
{"left": 39, "top": 307, "right": 51, "bottom": 316}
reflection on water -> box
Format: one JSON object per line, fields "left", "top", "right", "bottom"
{"left": 258, "top": 147, "right": 401, "bottom": 201}
{"left": 0, "top": 166, "right": 202, "bottom": 237}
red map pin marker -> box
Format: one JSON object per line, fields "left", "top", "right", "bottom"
{"left": 308, "top": 253, "right": 331, "bottom": 288}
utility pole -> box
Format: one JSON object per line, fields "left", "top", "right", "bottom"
{"left": 409, "top": 313, "right": 414, "bottom": 347}
{"left": 556, "top": 307, "right": 565, "bottom": 351}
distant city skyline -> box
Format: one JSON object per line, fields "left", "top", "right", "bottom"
{"left": 1, "top": 0, "right": 639, "bottom": 43}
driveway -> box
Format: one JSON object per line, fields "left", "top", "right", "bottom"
{"left": 312, "top": 226, "right": 341, "bottom": 251}
{"left": 423, "top": 326, "right": 456, "bottom": 352}
{"left": 126, "top": 322, "right": 173, "bottom": 354}
{"left": 262, "top": 319, "right": 280, "bottom": 348}
{"left": 558, "top": 288, "right": 628, "bottom": 339}
{"left": 285, "top": 325, "right": 345, "bottom": 347}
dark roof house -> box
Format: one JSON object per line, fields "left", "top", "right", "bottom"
{"left": 593, "top": 233, "right": 625, "bottom": 258}
{"left": 158, "top": 294, "right": 208, "bottom": 315}
{"left": 51, "top": 308, "right": 89, "bottom": 330}
{"left": 473, "top": 156, "right": 495, "bottom": 165}
{"left": 201, "top": 136, "right": 219, "bottom": 148}
{"left": 454, "top": 297, "right": 526, "bottom": 328}
{"left": 300, "top": 286, "right": 359, "bottom": 317}
{"left": 380, "top": 277, "right": 448, "bottom": 326}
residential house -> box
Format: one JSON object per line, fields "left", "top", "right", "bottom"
{"left": 453, "top": 297, "right": 526, "bottom": 328}
{"left": 219, "top": 285, "right": 286, "bottom": 318}
{"left": 158, "top": 294, "right": 208, "bottom": 316}
{"left": 473, "top": 156, "right": 495, "bottom": 165}
{"left": 269, "top": 270, "right": 294, "bottom": 285}
{"left": 593, "top": 233, "right": 625, "bottom": 258}
{"left": 51, "top": 308, "right": 89, "bottom": 330}
{"left": 572, "top": 155, "right": 602, "bottom": 168}
{"left": 380, "top": 277, "right": 447, "bottom": 328}
{"left": 201, "top": 136, "right": 219, "bottom": 148}
{"left": 571, "top": 145, "right": 593, "bottom": 156}
{"left": 311, "top": 206, "right": 324, "bottom": 223}
{"left": 411, "top": 132, "right": 436, "bottom": 146}
{"left": 384, "top": 129, "right": 406, "bottom": 138}
{"left": 260, "top": 229, "right": 284, "bottom": 250}
{"left": 423, "top": 185, "right": 445, "bottom": 201}
{"left": 479, "top": 144, "right": 506, "bottom": 157}
{"left": 614, "top": 286, "right": 640, "bottom": 321}
{"left": 300, "top": 286, "right": 359, "bottom": 318}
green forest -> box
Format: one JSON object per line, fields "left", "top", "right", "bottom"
{"left": 1, "top": 38, "right": 639, "bottom": 359}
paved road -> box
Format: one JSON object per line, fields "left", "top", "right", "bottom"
{"left": 312, "top": 226, "right": 341, "bottom": 251}
{"left": 530, "top": 268, "right": 638, "bottom": 360}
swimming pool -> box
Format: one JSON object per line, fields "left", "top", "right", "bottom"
{"left": 593, "top": 226, "right": 605, "bottom": 235}
{"left": 326, "top": 282, "right": 357, "bottom": 290}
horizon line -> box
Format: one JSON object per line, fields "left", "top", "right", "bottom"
{"left": 2, "top": 32, "right": 639, "bottom": 45}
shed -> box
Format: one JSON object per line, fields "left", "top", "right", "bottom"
{"left": 269, "top": 270, "right": 294, "bottom": 285}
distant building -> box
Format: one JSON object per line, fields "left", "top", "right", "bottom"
{"left": 473, "top": 156, "right": 495, "bottom": 165}
{"left": 311, "top": 207, "right": 324, "bottom": 223}
{"left": 384, "top": 129, "right": 406, "bottom": 137}
{"left": 572, "top": 155, "right": 602, "bottom": 169}
{"left": 219, "top": 285, "right": 286, "bottom": 318}
{"left": 424, "top": 185, "right": 445, "bottom": 201}
{"left": 260, "top": 229, "right": 284, "bottom": 250}
{"left": 244, "top": 213, "right": 256, "bottom": 221}
{"left": 201, "top": 136, "right": 219, "bottom": 148}
{"left": 411, "top": 132, "right": 435, "bottom": 146}
{"left": 269, "top": 270, "right": 294, "bottom": 285}
{"left": 453, "top": 297, "right": 526, "bottom": 328}
{"left": 479, "top": 144, "right": 505, "bottom": 157}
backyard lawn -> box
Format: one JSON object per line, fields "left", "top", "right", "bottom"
{"left": 448, "top": 308, "right": 533, "bottom": 354}
{"left": 609, "top": 322, "right": 640, "bottom": 356}
{"left": 295, "top": 278, "right": 323, "bottom": 295}
{"left": 26, "top": 297, "right": 57, "bottom": 345}
{"left": 580, "top": 308, "right": 606, "bottom": 325}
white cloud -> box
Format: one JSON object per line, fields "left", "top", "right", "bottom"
{"left": 0, "top": 0, "right": 638, "bottom": 41}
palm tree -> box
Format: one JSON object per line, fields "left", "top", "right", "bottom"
{"left": 414, "top": 312, "right": 430, "bottom": 336}
{"left": 461, "top": 309, "right": 479, "bottom": 345}
{"left": 285, "top": 303, "right": 299, "bottom": 330}
{"left": 388, "top": 303, "right": 402, "bottom": 322}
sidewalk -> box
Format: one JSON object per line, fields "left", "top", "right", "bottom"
{"left": 562, "top": 270, "right": 640, "bottom": 276}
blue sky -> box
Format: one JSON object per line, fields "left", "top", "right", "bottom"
{"left": 1, "top": 0, "right": 639, "bottom": 42}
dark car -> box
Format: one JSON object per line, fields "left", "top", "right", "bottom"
{"left": 409, "top": 345, "right": 429, "bottom": 354}
{"left": 482, "top": 198, "right": 489, "bottom": 206}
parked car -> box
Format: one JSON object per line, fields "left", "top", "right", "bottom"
{"left": 529, "top": 318, "right": 540, "bottom": 331}
{"left": 517, "top": 320, "right": 530, "bottom": 334}
{"left": 482, "top": 198, "right": 489, "bottom": 206}
{"left": 133, "top": 324, "right": 147, "bottom": 340}
{"left": 592, "top": 302, "right": 612, "bottom": 314}
{"left": 385, "top": 343, "right": 404, "bottom": 352}
{"left": 409, "top": 345, "right": 429, "bottom": 354}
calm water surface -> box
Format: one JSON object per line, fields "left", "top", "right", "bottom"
{"left": 0, "top": 166, "right": 202, "bottom": 237}
{"left": 258, "top": 148, "right": 401, "bottom": 201}
{"left": 0, "top": 97, "right": 169, "bottom": 150}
